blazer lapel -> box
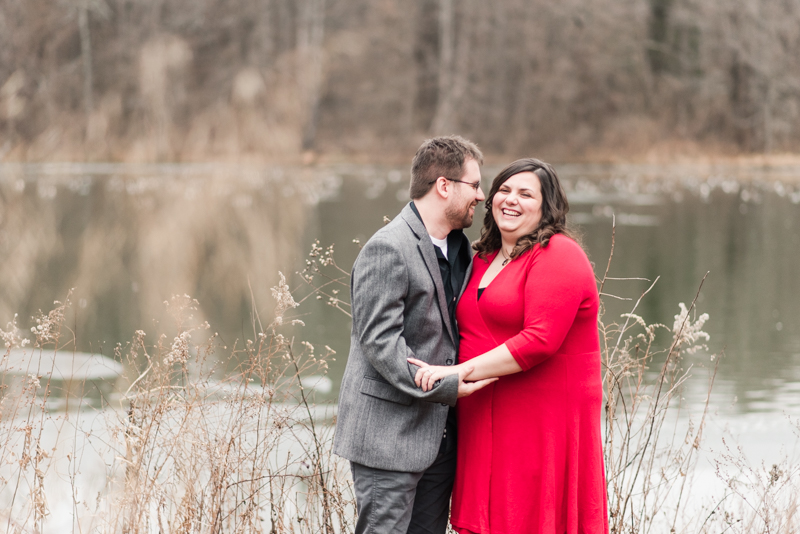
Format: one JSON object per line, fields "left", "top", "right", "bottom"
{"left": 456, "top": 258, "right": 473, "bottom": 307}
{"left": 401, "top": 205, "right": 457, "bottom": 345}
{"left": 450, "top": 242, "right": 473, "bottom": 345}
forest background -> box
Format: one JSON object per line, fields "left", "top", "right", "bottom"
{"left": 2, "top": 0, "right": 800, "bottom": 164}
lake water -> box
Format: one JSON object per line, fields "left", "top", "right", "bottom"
{"left": 1, "top": 162, "right": 800, "bottom": 460}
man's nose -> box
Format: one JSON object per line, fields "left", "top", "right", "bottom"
{"left": 476, "top": 186, "right": 486, "bottom": 201}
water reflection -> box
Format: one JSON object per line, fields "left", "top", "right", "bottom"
{"left": 1, "top": 162, "right": 799, "bottom": 418}
{"left": 0, "top": 164, "right": 339, "bottom": 358}
{"left": 570, "top": 168, "right": 800, "bottom": 417}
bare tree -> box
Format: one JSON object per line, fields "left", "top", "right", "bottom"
{"left": 721, "top": 0, "right": 800, "bottom": 152}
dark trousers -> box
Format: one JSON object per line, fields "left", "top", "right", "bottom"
{"left": 350, "top": 443, "right": 457, "bottom": 534}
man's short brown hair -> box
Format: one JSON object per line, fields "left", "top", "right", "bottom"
{"left": 409, "top": 136, "right": 484, "bottom": 199}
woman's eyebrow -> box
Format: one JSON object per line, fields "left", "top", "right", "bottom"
{"left": 501, "top": 185, "right": 535, "bottom": 194}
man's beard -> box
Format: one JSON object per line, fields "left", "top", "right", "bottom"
{"left": 446, "top": 200, "right": 474, "bottom": 230}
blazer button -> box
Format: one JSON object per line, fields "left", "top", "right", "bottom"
{"left": 446, "top": 359, "right": 453, "bottom": 365}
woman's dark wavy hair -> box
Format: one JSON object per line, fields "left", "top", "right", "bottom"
{"left": 474, "top": 158, "right": 577, "bottom": 260}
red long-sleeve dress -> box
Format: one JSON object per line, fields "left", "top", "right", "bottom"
{"left": 451, "top": 234, "right": 609, "bottom": 534}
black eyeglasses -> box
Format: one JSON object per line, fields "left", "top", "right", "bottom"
{"left": 428, "top": 178, "right": 482, "bottom": 191}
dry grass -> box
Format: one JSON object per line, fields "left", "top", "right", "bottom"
{"left": 1, "top": 275, "right": 354, "bottom": 532}
{"left": 0, "top": 236, "right": 797, "bottom": 533}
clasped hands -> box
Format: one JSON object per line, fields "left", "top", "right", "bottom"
{"left": 407, "top": 357, "right": 497, "bottom": 398}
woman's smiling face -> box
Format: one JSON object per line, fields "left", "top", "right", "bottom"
{"left": 491, "top": 171, "right": 542, "bottom": 242}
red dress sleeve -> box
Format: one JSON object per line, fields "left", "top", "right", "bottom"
{"left": 504, "top": 235, "right": 598, "bottom": 370}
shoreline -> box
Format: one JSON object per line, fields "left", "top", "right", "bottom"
{"left": 3, "top": 157, "right": 800, "bottom": 184}
{"left": 3, "top": 135, "right": 800, "bottom": 170}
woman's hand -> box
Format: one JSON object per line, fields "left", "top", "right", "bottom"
{"left": 408, "top": 357, "right": 462, "bottom": 392}
{"left": 408, "top": 357, "right": 499, "bottom": 397}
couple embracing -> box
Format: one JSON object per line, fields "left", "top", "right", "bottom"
{"left": 333, "top": 136, "right": 609, "bottom": 534}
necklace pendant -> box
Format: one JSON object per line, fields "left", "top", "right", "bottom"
{"left": 502, "top": 257, "right": 510, "bottom": 266}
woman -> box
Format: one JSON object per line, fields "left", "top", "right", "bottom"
{"left": 409, "top": 158, "right": 608, "bottom": 534}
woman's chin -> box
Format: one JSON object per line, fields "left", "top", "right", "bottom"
{"left": 496, "top": 219, "right": 518, "bottom": 232}
{"left": 499, "top": 225, "right": 533, "bottom": 241}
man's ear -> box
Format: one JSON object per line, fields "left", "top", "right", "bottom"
{"left": 434, "top": 176, "right": 450, "bottom": 199}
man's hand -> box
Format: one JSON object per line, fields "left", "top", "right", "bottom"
{"left": 408, "top": 357, "right": 458, "bottom": 391}
{"left": 408, "top": 358, "right": 497, "bottom": 397}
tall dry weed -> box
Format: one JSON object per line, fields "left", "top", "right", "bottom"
{"left": 0, "top": 294, "right": 76, "bottom": 532}
{"left": 599, "top": 220, "right": 717, "bottom": 532}
{"left": 598, "top": 220, "right": 800, "bottom": 534}
{"left": 107, "top": 277, "right": 353, "bottom": 533}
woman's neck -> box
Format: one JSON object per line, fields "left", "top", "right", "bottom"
{"left": 500, "top": 238, "right": 515, "bottom": 257}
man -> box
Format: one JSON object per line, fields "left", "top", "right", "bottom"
{"left": 334, "top": 136, "right": 496, "bottom": 533}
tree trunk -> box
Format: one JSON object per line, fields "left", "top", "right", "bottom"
{"left": 647, "top": 0, "right": 674, "bottom": 75}
{"left": 510, "top": 1, "right": 537, "bottom": 152}
{"left": 763, "top": 77, "right": 774, "bottom": 153}
{"left": 297, "top": 0, "right": 326, "bottom": 151}
{"left": 449, "top": 0, "right": 472, "bottom": 124}
{"left": 431, "top": 0, "right": 474, "bottom": 136}
{"left": 78, "top": 3, "right": 94, "bottom": 119}
{"left": 431, "top": 0, "right": 454, "bottom": 134}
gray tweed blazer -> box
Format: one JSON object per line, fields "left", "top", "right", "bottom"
{"left": 333, "top": 203, "right": 470, "bottom": 472}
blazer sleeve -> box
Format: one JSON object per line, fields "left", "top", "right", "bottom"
{"left": 351, "top": 237, "right": 459, "bottom": 406}
{"left": 504, "top": 236, "right": 596, "bottom": 371}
